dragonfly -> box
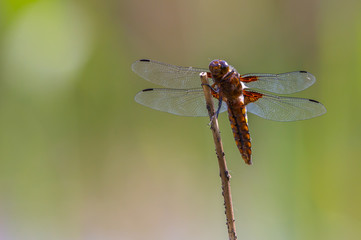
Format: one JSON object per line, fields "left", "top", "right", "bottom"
{"left": 132, "top": 59, "right": 326, "bottom": 165}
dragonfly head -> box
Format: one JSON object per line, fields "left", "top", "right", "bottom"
{"left": 209, "top": 60, "right": 230, "bottom": 80}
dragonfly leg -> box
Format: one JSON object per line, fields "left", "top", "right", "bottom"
{"left": 201, "top": 83, "right": 219, "bottom": 93}
{"left": 202, "top": 83, "right": 222, "bottom": 125}
{"left": 208, "top": 96, "right": 223, "bottom": 126}
{"left": 215, "top": 96, "right": 223, "bottom": 118}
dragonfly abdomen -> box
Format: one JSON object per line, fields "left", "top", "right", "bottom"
{"left": 227, "top": 99, "right": 252, "bottom": 165}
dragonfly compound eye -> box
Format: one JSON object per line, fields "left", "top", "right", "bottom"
{"left": 219, "top": 60, "right": 229, "bottom": 73}
{"left": 209, "top": 59, "right": 229, "bottom": 77}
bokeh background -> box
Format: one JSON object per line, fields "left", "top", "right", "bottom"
{"left": 0, "top": 0, "right": 360, "bottom": 239}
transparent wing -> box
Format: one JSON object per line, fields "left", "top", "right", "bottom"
{"left": 245, "top": 89, "right": 326, "bottom": 121}
{"left": 132, "top": 59, "right": 209, "bottom": 88}
{"left": 135, "top": 88, "right": 227, "bottom": 117}
{"left": 241, "top": 71, "right": 316, "bottom": 94}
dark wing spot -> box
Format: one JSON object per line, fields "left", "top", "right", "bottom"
{"left": 299, "top": 71, "right": 308, "bottom": 73}
{"left": 308, "top": 99, "right": 320, "bottom": 103}
{"left": 142, "top": 88, "right": 154, "bottom": 92}
{"left": 139, "top": 59, "right": 150, "bottom": 62}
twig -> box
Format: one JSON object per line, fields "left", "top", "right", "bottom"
{"left": 200, "top": 73, "right": 237, "bottom": 240}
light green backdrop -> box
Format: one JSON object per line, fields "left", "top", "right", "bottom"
{"left": 0, "top": 0, "right": 360, "bottom": 239}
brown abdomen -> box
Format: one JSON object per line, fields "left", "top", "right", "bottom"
{"left": 227, "top": 99, "right": 252, "bottom": 164}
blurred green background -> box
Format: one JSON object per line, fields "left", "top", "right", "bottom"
{"left": 0, "top": 0, "right": 360, "bottom": 239}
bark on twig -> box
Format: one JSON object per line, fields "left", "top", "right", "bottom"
{"left": 200, "top": 72, "right": 237, "bottom": 240}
